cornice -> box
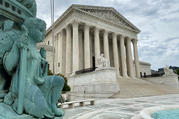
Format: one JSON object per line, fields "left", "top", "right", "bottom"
{"left": 139, "top": 61, "right": 151, "bottom": 66}
{"left": 74, "top": 8, "right": 139, "bottom": 34}
{"left": 46, "top": 5, "right": 74, "bottom": 36}
{"left": 110, "top": 8, "right": 140, "bottom": 32}
{"left": 73, "top": 4, "right": 140, "bottom": 32}
{"left": 46, "top": 4, "right": 140, "bottom": 36}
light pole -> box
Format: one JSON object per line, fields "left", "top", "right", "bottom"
{"left": 50, "top": 0, "right": 55, "bottom": 74}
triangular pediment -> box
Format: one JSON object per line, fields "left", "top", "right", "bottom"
{"left": 46, "top": 4, "right": 140, "bottom": 35}
{"left": 72, "top": 5, "right": 140, "bottom": 32}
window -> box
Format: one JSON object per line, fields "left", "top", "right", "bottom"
{"left": 48, "top": 41, "right": 50, "bottom": 45}
{"left": 5, "top": 2, "right": 9, "bottom": 8}
{"left": 12, "top": 6, "right": 16, "bottom": 11}
{"left": 18, "top": 9, "right": 21, "bottom": 14}
{"left": 58, "top": 62, "right": 60, "bottom": 67}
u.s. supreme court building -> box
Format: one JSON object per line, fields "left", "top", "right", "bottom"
{"left": 39, "top": 4, "right": 151, "bottom": 79}
{"left": 38, "top": 4, "right": 151, "bottom": 98}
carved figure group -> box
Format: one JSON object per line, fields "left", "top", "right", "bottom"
{"left": 0, "top": 11, "right": 64, "bottom": 119}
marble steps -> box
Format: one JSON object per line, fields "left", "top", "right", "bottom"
{"left": 111, "top": 78, "right": 179, "bottom": 98}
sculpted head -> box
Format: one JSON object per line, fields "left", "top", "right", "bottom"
{"left": 100, "top": 53, "right": 104, "bottom": 57}
{"left": 23, "top": 17, "right": 46, "bottom": 43}
{"left": 40, "top": 47, "right": 46, "bottom": 59}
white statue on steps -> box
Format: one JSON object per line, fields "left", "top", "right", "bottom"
{"left": 97, "top": 53, "right": 110, "bottom": 68}
{"left": 163, "top": 65, "right": 176, "bottom": 76}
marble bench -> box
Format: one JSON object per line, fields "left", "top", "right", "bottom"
{"left": 58, "top": 99, "right": 95, "bottom": 108}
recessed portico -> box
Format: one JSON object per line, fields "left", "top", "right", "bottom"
{"left": 45, "top": 4, "right": 141, "bottom": 79}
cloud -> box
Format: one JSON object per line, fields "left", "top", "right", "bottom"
{"left": 36, "top": 0, "right": 179, "bottom": 70}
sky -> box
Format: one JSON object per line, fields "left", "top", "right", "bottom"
{"left": 36, "top": 0, "right": 179, "bottom": 70}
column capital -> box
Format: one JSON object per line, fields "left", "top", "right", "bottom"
{"left": 126, "top": 36, "right": 131, "bottom": 41}
{"left": 84, "top": 23, "right": 90, "bottom": 27}
{"left": 94, "top": 27, "right": 100, "bottom": 32}
{"left": 119, "top": 34, "right": 125, "bottom": 39}
{"left": 112, "top": 32, "right": 117, "bottom": 37}
{"left": 126, "top": 36, "right": 132, "bottom": 42}
{"left": 132, "top": 39, "right": 138, "bottom": 44}
{"left": 72, "top": 20, "right": 79, "bottom": 26}
{"left": 65, "top": 24, "right": 71, "bottom": 30}
{"left": 104, "top": 29, "right": 109, "bottom": 34}
{"left": 84, "top": 24, "right": 90, "bottom": 30}
{"left": 119, "top": 35, "right": 125, "bottom": 41}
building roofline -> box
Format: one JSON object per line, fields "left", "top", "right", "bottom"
{"left": 46, "top": 4, "right": 140, "bottom": 36}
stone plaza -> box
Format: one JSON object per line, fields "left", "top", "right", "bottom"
{"left": 63, "top": 94, "right": 179, "bottom": 119}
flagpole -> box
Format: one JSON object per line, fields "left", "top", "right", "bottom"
{"left": 50, "top": 0, "right": 55, "bottom": 74}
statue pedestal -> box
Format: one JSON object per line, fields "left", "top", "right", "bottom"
{"left": 0, "top": 103, "right": 33, "bottom": 119}
{"left": 0, "top": 103, "right": 62, "bottom": 119}
{"left": 68, "top": 67, "right": 120, "bottom": 100}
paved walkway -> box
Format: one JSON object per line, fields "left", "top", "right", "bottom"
{"left": 63, "top": 94, "right": 179, "bottom": 119}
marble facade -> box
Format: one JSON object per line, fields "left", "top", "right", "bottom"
{"left": 42, "top": 4, "right": 142, "bottom": 79}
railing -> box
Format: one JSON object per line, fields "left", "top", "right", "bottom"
{"left": 58, "top": 99, "right": 95, "bottom": 109}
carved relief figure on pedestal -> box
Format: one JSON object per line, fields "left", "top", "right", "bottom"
{"left": 0, "top": 0, "right": 64, "bottom": 118}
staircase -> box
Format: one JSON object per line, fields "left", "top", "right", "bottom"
{"left": 111, "top": 78, "right": 179, "bottom": 98}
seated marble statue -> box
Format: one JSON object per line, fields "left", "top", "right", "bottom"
{"left": 97, "top": 53, "right": 110, "bottom": 68}
{"left": 163, "top": 65, "right": 176, "bottom": 76}
{"left": 0, "top": 17, "right": 64, "bottom": 118}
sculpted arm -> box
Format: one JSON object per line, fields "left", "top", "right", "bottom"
{"left": 3, "top": 42, "right": 19, "bottom": 74}
{"left": 42, "top": 59, "right": 48, "bottom": 77}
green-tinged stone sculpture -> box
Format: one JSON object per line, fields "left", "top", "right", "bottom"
{"left": 0, "top": 0, "right": 64, "bottom": 118}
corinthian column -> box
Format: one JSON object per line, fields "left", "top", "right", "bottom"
{"left": 65, "top": 25, "right": 72, "bottom": 75}
{"left": 133, "top": 39, "right": 140, "bottom": 78}
{"left": 72, "top": 21, "right": 79, "bottom": 73}
{"left": 126, "top": 37, "right": 135, "bottom": 78}
{"left": 94, "top": 27, "right": 100, "bottom": 67}
{"left": 59, "top": 30, "right": 66, "bottom": 75}
{"left": 104, "top": 30, "right": 110, "bottom": 66}
{"left": 58, "top": 32, "right": 63, "bottom": 74}
{"left": 112, "top": 33, "right": 120, "bottom": 77}
{"left": 84, "top": 24, "right": 91, "bottom": 69}
{"left": 120, "top": 35, "right": 128, "bottom": 77}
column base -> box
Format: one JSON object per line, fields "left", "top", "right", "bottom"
{"left": 70, "top": 72, "right": 76, "bottom": 77}
{"left": 121, "top": 73, "right": 129, "bottom": 79}
{"left": 129, "top": 76, "right": 137, "bottom": 80}
{"left": 65, "top": 72, "right": 72, "bottom": 77}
